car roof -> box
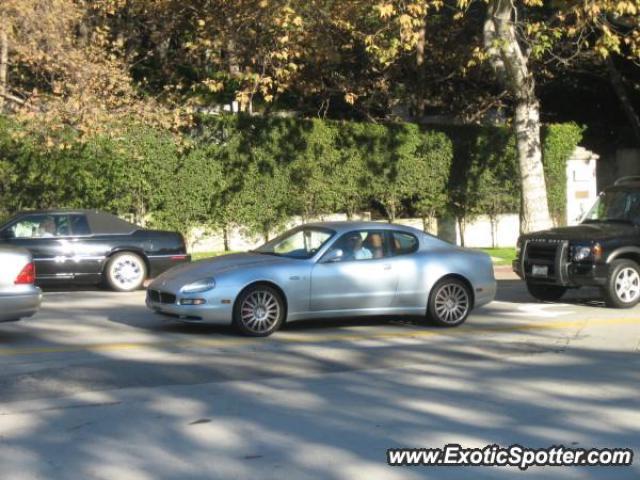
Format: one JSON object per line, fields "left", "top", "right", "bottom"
{"left": 3, "top": 209, "right": 139, "bottom": 235}
{"left": 605, "top": 183, "right": 640, "bottom": 192}
{"left": 303, "top": 221, "right": 425, "bottom": 235}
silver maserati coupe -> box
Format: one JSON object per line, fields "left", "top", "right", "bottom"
{"left": 146, "top": 222, "right": 496, "bottom": 336}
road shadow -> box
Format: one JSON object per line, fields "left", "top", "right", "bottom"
{"left": 0, "top": 331, "right": 638, "bottom": 480}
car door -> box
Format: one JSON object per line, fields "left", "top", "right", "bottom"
{"left": 310, "top": 230, "right": 398, "bottom": 312}
{"left": 387, "top": 230, "right": 423, "bottom": 308}
{"left": 0, "top": 214, "right": 72, "bottom": 279}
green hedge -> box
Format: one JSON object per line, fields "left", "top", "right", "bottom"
{"left": 0, "top": 115, "right": 582, "bottom": 241}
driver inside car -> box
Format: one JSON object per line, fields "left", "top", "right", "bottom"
{"left": 344, "top": 233, "right": 372, "bottom": 261}
{"left": 38, "top": 217, "right": 56, "bottom": 238}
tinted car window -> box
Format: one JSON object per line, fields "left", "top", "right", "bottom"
{"left": 70, "top": 214, "right": 91, "bottom": 235}
{"left": 391, "top": 231, "right": 419, "bottom": 256}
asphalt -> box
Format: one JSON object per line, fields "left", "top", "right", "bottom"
{"left": 0, "top": 278, "right": 638, "bottom": 480}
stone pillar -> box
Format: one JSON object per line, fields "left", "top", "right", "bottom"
{"left": 566, "top": 147, "right": 599, "bottom": 226}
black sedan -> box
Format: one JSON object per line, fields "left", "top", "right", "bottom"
{"left": 0, "top": 210, "right": 190, "bottom": 291}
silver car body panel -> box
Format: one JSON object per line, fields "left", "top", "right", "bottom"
{"left": 146, "top": 222, "right": 496, "bottom": 325}
{"left": 0, "top": 245, "right": 42, "bottom": 322}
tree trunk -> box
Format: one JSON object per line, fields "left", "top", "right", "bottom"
{"left": 222, "top": 225, "right": 230, "bottom": 252}
{"left": 0, "top": 29, "right": 8, "bottom": 112}
{"left": 457, "top": 216, "right": 465, "bottom": 247}
{"left": 485, "top": 0, "right": 553, "bottom": 233}
{"left": 490, "top": 214, "right": 497, "bottom": 248}
{"left": 414, "top": 16, "right": 427, "bottom": 115}
{"left": 607, "top": 56, "right": 640, "bottom": 147}
{"left": 385, "top": 200, "right": 396, "bottom": 223}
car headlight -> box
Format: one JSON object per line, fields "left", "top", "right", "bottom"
{"left": 573, "top": 246, "right": 592, "bottom": 262}
{"left": 181, "top": 277, "right": 216, "bottom": 294}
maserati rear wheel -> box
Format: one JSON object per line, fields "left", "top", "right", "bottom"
{"left": 427, "top": 278, "right": 472, "bottom": 327}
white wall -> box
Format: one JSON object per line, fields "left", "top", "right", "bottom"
{"left": 454, "top": 214, "right": 520, "bottom": 248}
{"left": 187, "top": 213, "right": 519, "bottom": 253}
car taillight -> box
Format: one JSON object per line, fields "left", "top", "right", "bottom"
{"left": 15, "top": 262, "right": 36, "bottom": 285}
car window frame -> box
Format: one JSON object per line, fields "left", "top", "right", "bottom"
{"left": 389, "top": 230, "right": 419, "bottom": 257}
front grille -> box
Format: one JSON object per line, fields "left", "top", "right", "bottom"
{"left": 524, "top": 241, "right": 560, "bottom": 281}
{"left": 524, "top": 239, "right": 569, "bottom": 283}
{"left": 147, "top": 289, "right": 176, "bottom": 304}
{"left": 527, "top": 243, "right": 557, "bottom": 262}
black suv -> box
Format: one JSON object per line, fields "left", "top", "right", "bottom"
{"left": 513, "top": 177, "right": 640, "bottom": 308}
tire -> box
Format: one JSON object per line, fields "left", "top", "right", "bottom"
{"left": 526, "top": 282, "right": 567, "bottom": 302}
{"left": 603, "top": 259, "right": 640, "bottom": 308}
{"left": 233, "top": 284, "right": 285, "bottom": 337}
{"left": 105, "top": 252, "right": 147, "bottom": 292}
{"left": 427, "top": 277, "right": 472, "bottom": 327}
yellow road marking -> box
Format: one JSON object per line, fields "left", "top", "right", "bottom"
{"left": 0, "top": 316, "right": 638, "bottom": 357}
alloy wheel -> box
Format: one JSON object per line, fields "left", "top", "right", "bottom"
{"left": 614, "top": 267, "right": 640, "bottom": 303}
{"left": 240, "top": 290, "right": 281, "bottom": 334}
{"left": 434, "top": 283, "right": 470, "bottom": 324}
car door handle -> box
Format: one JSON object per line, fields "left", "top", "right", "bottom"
{"left": 383, "top": 264, "right": 392, "bottom": 270}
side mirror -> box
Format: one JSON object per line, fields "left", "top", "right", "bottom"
{"left": 322, "top": 248, "right": 344, "bottom": 263}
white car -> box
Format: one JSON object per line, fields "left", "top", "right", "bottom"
{"left": 0, "top": 245, "right": 42, "bottom": 322}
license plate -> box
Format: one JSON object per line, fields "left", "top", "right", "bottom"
{"left": 532, "top": 265, "right": 548, "bottom": 277}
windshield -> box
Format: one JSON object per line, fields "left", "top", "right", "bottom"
{"left": 582, "top": 190, "right": 640, "bottom": 225}
{"left": 254, "top": 227, "right": 335, "bottom": 259}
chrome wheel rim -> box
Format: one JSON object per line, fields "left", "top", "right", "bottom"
{"left": 434, "top": 283, "right": 470, "bottom": 324}
{"left": 241, "top": 290, "right": 281, "bottom": 333}
{"left": 111, "top": 255, "right": 144, "bottom": 289}
{"left": 615, "top": 267, "right": 640, "bottom": 303}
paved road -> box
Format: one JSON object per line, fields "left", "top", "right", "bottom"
{"left": 0, "top": 279, "right": 638, "bottom": 480}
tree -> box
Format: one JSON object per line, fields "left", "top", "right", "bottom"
{"left": 411, "top": 131, "right": 453, "bottom": 230}
{"left": 0, "top": 0, "right": 172, "bottom": 136}
{"left": 361, "top": 0, "right": 639, "bottom": 232}
{"left": 235, "top": 160, "right": 292, "bottom": 243}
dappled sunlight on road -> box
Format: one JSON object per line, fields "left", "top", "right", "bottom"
{"left": 0, "top": 281, "right": 639, "bottom": 479}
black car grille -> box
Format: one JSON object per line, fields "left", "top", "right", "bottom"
{"left": 147, "top": 289, "right": 176, "bottom": 304}
{"left": 524, "top": 243, "right": 558, "bottom": 282}
{"left": 524, "top": 241, "right": 564, "bottom": 281}
{"left": 527, "top": 243, "right": 557, "bottom": 262}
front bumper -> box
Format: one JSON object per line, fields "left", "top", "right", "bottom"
{"left": 513, "top": 258, "right": 609, "bottom": 287}
{"left": 0, "top": 288, "right": 43, "bottom": 322}
{"left": 145, "top": 288, "right": 234, "bottom": 325}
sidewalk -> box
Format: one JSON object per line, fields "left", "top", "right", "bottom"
{"left": 494, "top": 265, "right": 518, "bottom": 280}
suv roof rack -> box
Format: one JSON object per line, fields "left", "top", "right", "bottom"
{"left": 614, "top": 176, "right": 640, "bottom": 186}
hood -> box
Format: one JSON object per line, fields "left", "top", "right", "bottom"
{"left": 523, "top": 222, "right": 638, "bottom": 242}
{"left": 150, "top": 252, "right": 293, "bottom": 290}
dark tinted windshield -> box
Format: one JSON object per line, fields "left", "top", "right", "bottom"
{"left": 254, "top": 227, "right": 335, "bottom": 259}
{"left": 582, "top": 190, "right": 640, "bottom": 225}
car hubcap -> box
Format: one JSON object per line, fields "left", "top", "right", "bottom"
{"left": 615, "top": 267, "right": 640, "bottom": 303}
{"left": 112, "top": 256, "right": 143, "bottom": 288}
{"left": 434, "top": 284, "right": 469, "bottom": 324}
{"left": 241, "top": 291, "right": 280, "bottom": 333}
